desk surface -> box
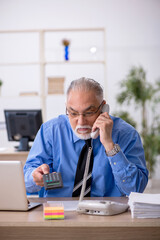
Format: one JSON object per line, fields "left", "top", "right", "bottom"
{"left": 0, "top": 197, "right": 160, "bottom": 240}
{"left": 0, "top": 147, "right": 29, "bottom": 156}
{"left": 0, "top": 148, "right": 29, "bottom": 166}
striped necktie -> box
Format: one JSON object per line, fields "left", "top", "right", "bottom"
{"left": 72, "top": 139, "right": 94, "bottom": 197}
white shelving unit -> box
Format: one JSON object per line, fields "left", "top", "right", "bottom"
{"left": 0, "top": 28, "right": 106, "bottom": 122}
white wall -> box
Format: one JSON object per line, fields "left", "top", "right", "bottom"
{"left": 0, "top": 0, "right": 160, "bottom": 111}
{"left": 0, "top": 0, "right": 160, "bottom": 176}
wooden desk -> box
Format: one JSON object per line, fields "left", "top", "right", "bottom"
{"left": 0, "top": 148, "right": 28, "bottom": 167}
{"left": 0, "top": 197, "right": 160, "bottom": 240}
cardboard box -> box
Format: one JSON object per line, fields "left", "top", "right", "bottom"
{"left": 48, "top": 77, "right": 65, "bottom": 94}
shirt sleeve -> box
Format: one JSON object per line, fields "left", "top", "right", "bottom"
{"left": 23, "top": 123, "right": 53, "bottom": 193}
{"left": 24, "top": 168, "right": 42, "bottom": 193}
{"left": 108, "top": 129, "right": 148, "bottom": 196}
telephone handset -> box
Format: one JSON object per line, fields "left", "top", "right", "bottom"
{"left": 90, "top": 103, "right": 110, "bottom": 139}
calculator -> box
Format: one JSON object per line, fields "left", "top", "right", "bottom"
{"left": 43, "top": 172, "right": 63, "bottom": 190}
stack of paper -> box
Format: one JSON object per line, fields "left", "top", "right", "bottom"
{"left": 43, "top": 203, "right": 64, "bottom": 220}
{"left": 128, "top": 192, "right": 160, "bottom": 218}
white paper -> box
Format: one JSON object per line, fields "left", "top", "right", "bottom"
{"left": 47, "top": 200, "right": 79, "bottom": 211}
{"left": 0, "top": 147, "right": 7, "bottom": 152}
{"left": 128, "top": 192, "right": 160, "bottom": 218}
{"left": 128, "top": 192, "right": 160, "bottom": 205}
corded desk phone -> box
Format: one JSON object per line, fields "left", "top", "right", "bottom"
{"left": 77, "top": 118, "right": 129, "bottom": 215}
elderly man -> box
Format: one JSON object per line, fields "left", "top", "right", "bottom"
{"left": 24, "top": 77, "right": 148, "bottom": 197}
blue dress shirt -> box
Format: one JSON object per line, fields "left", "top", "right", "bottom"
{"left": 23, "top": 115, "right": 148, "bottom": 197}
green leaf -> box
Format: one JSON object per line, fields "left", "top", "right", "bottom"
{"left": 115, "top": 65, "right": 160, "bottom": 174}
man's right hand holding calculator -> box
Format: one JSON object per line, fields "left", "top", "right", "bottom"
{"left": 32, "top": 164, "right": 63, "bottom": 190}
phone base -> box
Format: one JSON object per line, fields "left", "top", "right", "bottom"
{"left": 77, "top": 200, "right": 128, "bottom": 216}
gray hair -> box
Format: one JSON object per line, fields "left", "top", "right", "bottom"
{"left": 67, "top": 77, "right": 103, "bottom": 101}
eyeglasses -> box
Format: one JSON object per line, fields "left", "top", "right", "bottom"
{"left": 66, "top": 102, "right": 103, "bottom": 119}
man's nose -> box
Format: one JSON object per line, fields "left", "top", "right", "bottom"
{"left": 77, "top": 114, "right": 86, "bottom": 125}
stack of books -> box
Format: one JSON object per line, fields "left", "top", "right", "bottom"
{"left": 128, "top": 192, "right": 160, "bottom": 218}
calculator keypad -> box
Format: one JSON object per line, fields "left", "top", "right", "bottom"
{"left": 43, "top": 172, "right": 63, "bottom": 190}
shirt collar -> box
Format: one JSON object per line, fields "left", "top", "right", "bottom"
{"left": 72, "top": 131, "right": 81, "bottom": 143}
{"left": 65, "top": 115, "right": 81, "bottom": 143}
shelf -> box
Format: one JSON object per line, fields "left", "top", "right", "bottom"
{"left": 45, "top": 61, "right": 105, "bottom": 65}
{"left": 0, "top": 62, "right": 39, "bottom": 66}
{"left": 0, "top": 61, "right": 105, "bottom": 66}
{"left": 0, "top": 95, "right": 41, "bottom": 98}
{"left": 0, "top": 28, "right": 106, "bottom": 121}
{"left": 0, "top": 28, "right": 105, "bottom": 34}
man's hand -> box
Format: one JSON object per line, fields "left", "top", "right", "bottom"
{"left": 92, "top": 112, "right": 114, "bottom": 152}
{"left": 32, "top": 164, "right": 50, "bottom": 187}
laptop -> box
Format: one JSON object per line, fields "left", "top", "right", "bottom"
{"left": 0, "top": 160, "right": 41, "bottom": 211}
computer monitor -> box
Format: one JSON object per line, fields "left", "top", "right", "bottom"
{"left": 4, "top": 109, "right": 43, "bottom": 151}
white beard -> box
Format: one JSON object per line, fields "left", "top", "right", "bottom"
{"left": 73, "top": 125, "right": 92, "bottom": 140}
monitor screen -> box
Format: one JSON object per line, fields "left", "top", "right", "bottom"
{"left": 4, "top": 109, "right": 43, "bottom": 151}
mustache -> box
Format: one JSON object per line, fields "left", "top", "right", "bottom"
{"left": 73, "top": 125, "right": 92, "bottom": 140}
{"left": 75, "top": 125, "right": 92, "bottom": 132}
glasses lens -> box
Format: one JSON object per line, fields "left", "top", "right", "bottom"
{"left": 66, "top": 102, "right": 103, "bottom": 118}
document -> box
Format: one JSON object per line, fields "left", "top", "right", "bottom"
{"left": 128, "top": 192, "right": 160, "bottom": 218}
{"left": 47, "top": 200, "right": 79, "bottom": 211}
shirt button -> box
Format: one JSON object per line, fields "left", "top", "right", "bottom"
{"left": 122, "top": 179, "right": 125, "bottom": 182}
{"left": 113, "top": 162, "right": 116, "bottom": 165}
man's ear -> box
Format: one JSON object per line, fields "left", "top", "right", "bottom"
{"left": 101, "top": 100, "right": 109, "bottom": 114}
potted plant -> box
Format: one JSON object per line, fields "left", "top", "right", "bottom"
{"left": 114, "top": 66, "right": 160, "bottom": 177}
